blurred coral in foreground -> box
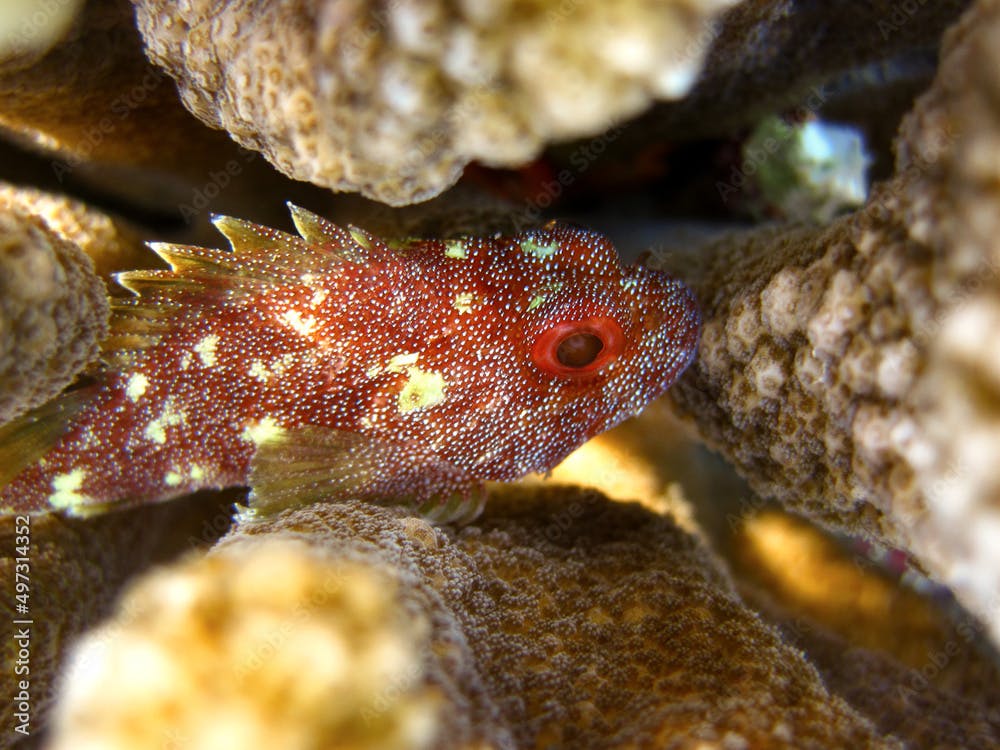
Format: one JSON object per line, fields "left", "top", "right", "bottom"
{"left": 1, "top": 0, "right": 1000, "bottom": 748}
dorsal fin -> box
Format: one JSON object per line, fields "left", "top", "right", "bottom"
{"left": 102, "top": 207, "right": 391, "bottom": 367}
{"left": 146, "top": 242, "right": 239, "bottom": 275}
{"left": 211, "top": 215, "right": 307, "bottom": 256}
{"left": 287, "top": 203, "right": 369, "bottom": 263}
{"left": 287, "top": 203, "right": 397, "bottom": 263}
{"left": 100, "top": 295, "right": 181, "bottom": 368}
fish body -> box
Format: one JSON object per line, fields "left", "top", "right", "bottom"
{"left": 0, "top": 207, "right": 700, "bottom": 521}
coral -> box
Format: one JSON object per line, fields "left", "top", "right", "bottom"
{"left": 131, "top": 0, "right": 739, "bottom": 206}
{"left": 49, "top": 537, "right": 454, "bottom": 750}
{"left": 751, "top": 593, "right": 1000, "bottom": 749}
{"left": 3, "top": 0, "right": 1000, "bottom": 747}
{"left": 50, "top": 491, "right": 900, "bottom": 749}
{"left": 663, "top": 211, "right": 923, "bottom": 537}
{"left": 0, "top": 183, "right": 152, "bottom": 281}
{"left": 727, "top": 509, "right": 1000, "bottom": 750}
{"left": 634, "top": 0, "right": 972, "bottom": 139}
{"left": 0, "top": 490, "right": 236, "bottom": 737}
{"left": 732, "top": 510, "right": 963, "bottom": 671}
{"left": 549, "top": 0, "right": 968, "bottom": 186}
{"left": 0, "top": 0, "right": 85, "bottom": 68}
{"left": 901, "top": 0, "right": 1000, "bottom": 655}
{"left": 0, "top": 202, "right": 107, "bottom": 424}
{"left": 797, "top": 632, "right": 1000, "bottom": 749}
{"left": 663, "top": 0, "right": 1000, "bottom": 644}
{"left": 0, "top": 0, "right": 269, "bottom": 214}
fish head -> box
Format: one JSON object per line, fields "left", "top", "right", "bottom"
{"left": 452, "top": 223, "right": 701, "bottom": 478}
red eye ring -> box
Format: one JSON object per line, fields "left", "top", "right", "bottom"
{"left": 531, "top": 317, "right": 625, "bottom": 378}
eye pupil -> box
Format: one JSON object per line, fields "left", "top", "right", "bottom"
{"left": 556, "top": 332, "right": 604, "bottom": 368}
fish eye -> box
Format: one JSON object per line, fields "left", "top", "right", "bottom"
{"left": 531, "top": 317, "right": 625, "bottom": 378}
{"left": 556, "top": 332, "right": 604, "bottom": 367}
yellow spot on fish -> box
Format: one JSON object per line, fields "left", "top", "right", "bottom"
{"left": 527, "top": 281, "right": 563, "bottom": 311}
{"left": 453, "top": 293, "right": 474, "bottom": 314}
{"left": 281, "top": 309, "right": 318, "bottom": 337}
{"left": 48, "top": 469, "right": 88, "bottom": 510}
{"left": 397, "top": 366, "right": 447, "bottom": 414}
{"left": 251, "top": 356, "right": 295, "bottom": 382}
{"left": 520, "top": 238, "right": 558, "bottom": 260}
{"left": 144, "top": 402, "right": 185, "bottom": 445}
{"left": 241, "top": 416, "right": 285, "bottom": 445}
{"left": 271, "top": 353, "right": 296, "bottom": 376}
{"left": 444, "top": 240, "right": 467, "bottom": 259}
{"left": 194, "top": 335, "right": 219, "bottom": 367}
{"left": 310, "top": 289, "right": 329, "bottom": 307}
{"left": 145, "top": 423, "right": 166, "bottom": 444}
{"left": 368, "top": 352, "right": 420, "bottom": 379}
{"left": 387, "top": 352, "right": 419, "bottom": 372}
{"left": 126, "top": 373, "right": 149, "bottom": 401}
{"left": 166, "top": 463, "right": 205, "bottom": 487}
{"left": 179, "top": 352, "right": 193, "bottom": 370}
{"left": 249, "top": 360, "right": 271, "bottom": 382}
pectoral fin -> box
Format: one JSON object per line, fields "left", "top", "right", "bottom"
{"left": 0, "top": 386, "right": 95, "bottom": 494}
{"left": 248, "top": 426, "right": 486, "bottom": 524}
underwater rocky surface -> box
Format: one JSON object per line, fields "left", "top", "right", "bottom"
{"left": 2, "top": 0, "right": 1000, "bottom": 748}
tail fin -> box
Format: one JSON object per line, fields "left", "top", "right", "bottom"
{"left": 0, "top": 388, "right": 96, "bottom": 490}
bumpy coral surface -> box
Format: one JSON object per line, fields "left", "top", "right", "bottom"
{"left": 0, "top": 183, "right": 150, "bottom": 281}
{"left": 750, "top": 588, "right": 1000, "bottom": 749}
{"left": 901, "top": 0, "right": 1000, "bottom": 654}
{"left": 631, "top": 0, "right": 972, "bottom": 139}
{"left": 50, "top": 493, "right": 901, "bottom": 749}
{"left": 50, "top": 537, "right": 451, "bottom": 750}
{"left": 0, "top": 202, "right": 107, "bottom": 424}
{"left": 664, "top": 212, "right": 923, "bottom": 539}
{"left": 132, "top": 0, "right": 738, "bottom": 205}
{"left": 664, "top": 0, "right": 1000, "bottom": 645}
{"left": 0, "top": 490, "right": 236, "bottom": 738}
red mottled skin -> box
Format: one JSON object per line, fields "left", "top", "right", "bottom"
{"left": 0, "top": 208, "right": 700, "bottom": 519}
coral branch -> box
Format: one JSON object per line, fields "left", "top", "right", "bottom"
{"left": 0, "top": 200, "right": 107, "bottom": 423}
{"left": 665, "top": 0, "right": 1000, "bottom": 647}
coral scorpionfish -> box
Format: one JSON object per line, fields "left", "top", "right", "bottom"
{"left": 0, "top": 206, "right": 700, "bottom": 522}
